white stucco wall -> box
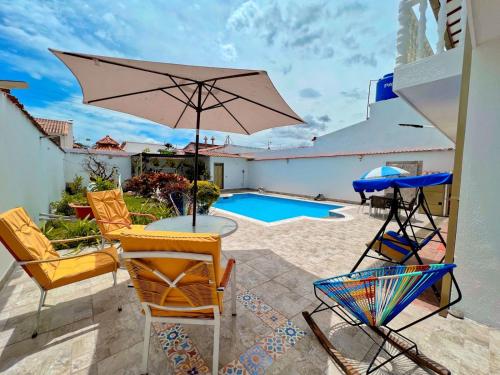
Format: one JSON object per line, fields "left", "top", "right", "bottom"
{"left": 208, "top": 157, "right": 249, "bottom": 190}
{"left": 0, "top": 92, "right": 65, "bottom": 282}
{"left": 64, "top": 150, "right": 132, "bottom": 185}
{"left": 454, "top": 38, "right": 500, "bottom": 327}
{"left": 248, "top": 151, "right": 454, "bottom": 202}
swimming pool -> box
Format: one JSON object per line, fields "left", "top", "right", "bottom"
{"left": 213, "top": 193, "right": 343, "bottom": 223}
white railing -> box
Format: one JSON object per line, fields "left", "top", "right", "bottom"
{"left": 396, "top": 0, "right": 467, "bottom": 67}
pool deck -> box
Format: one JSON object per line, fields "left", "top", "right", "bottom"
{"left": 0, "top": 208, "right": 498, "bottom": 374}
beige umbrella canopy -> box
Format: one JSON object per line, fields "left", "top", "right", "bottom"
{"left": 50, "top": 49, "right": 304, "bottom": 225}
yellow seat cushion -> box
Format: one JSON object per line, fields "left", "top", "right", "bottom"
{"left": 87, "top": 189, "right": 132, "bottom": 237}
{"left": 106, "top": 224, "right": 147, "bottom": 240}
{"left": 119, "top": 231, "right": 224, "bottom": 318}
{"left": 49, "top": 246, "right": 118, "bottom": 289}
{"left": 0, "top": 207, "right": 59, "bottom": 287}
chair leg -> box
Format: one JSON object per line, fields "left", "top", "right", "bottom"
{"left": 212, "top": 313, "right": 220, "bottom": 375}
{"left": 112, "top": 271, "right": 122, "bottom": 312}
{"left": 231, "top": 262, "right": 237, "bottom": 317}
{"left": 32, "top": 288, "right": 47, "bottom": 338}
{"left": 141, "top": 309, "right": 151, "bottom": 375}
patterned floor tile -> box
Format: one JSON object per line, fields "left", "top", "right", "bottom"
{"left": 155, "top": 322, "right": 210, "bottom": 374}
{"left": 239, "top": 344, "right": 273, "bottom": 375}
{"left": 219, "top": 359, "right": 249, "bottom": 375}
{"left": 275, "top": 320, "right": 306, "bottom": 347}
{"left": 257, "top": 334, "right": 287, "bottom": 360}
{"left": 257, "top": 309, "right": 288, "bottom": 330}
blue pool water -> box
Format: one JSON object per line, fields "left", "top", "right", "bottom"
{"left": 213, "top": 193, "right": 343, "bottom": 223}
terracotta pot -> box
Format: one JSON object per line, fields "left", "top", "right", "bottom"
{"left": 69, "top": 204, "right": 94, "bottom": 219}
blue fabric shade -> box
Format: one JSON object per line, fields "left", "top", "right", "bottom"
{"left": 353, "top": 172, "right": 452, "bottom": 193}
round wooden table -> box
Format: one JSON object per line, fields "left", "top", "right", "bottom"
{"left": 145, "top": 215, "right": 238, "bottom": 237}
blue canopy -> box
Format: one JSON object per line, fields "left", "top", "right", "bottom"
{"left": 353, "top": 172, "right": 452, "bottom": 193}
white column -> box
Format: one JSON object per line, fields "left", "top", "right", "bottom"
{"left": 396, "top": 0, "right": 412, "bottom": 66}
{"left": 417, "top": 0, "right": 428, "bottom": 58}
{"left": 436, "top": 0, "right": 447, "bottom": 53}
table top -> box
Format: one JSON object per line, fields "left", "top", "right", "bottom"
{"left": 145, "top": 215, "right": 238, "bottom": 237}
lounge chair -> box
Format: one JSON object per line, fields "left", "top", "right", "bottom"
{"left": 303, "top": 264, "right": 462, "bottom": 374}
{"left": 0, "top": 207, "right": 120, "bottom": 338}
{"left": 87, "top": 189, "right": 157, "bottom": 244}
{"left": 119, "top": 231, "right": 236, "bottom": 375}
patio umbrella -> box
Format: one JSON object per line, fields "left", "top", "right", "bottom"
{"left": 50, "top": 49, "right": 304, "bottom": 226}
{"left": 360, "top": 166, "right": 409, "bottom": 179}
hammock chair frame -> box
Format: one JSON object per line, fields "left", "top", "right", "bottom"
{"left": 303, "top": 268, "right": 462, "bottom": 375}
{"left": 352, "top": 186, "right": 447, "bottom": 273}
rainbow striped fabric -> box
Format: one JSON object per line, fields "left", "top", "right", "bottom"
{"left": 314, "top": 264, "right": 455, "bottom": 327}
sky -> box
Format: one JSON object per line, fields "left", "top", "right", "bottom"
{"left": 0, "top": 0, "right": 402, "bottom": 149}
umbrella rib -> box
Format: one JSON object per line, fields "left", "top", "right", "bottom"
{"left": 205, "top": 84, "right": 303, "bottom": 123}
{"left": 201, "top": 71, "right": 261, "bottom": 83}
{"left": 86, "top": 82, "right": 196, "bottom": 104}
{"left": 173, "top": 85, "right": 199, "bottom": 129}
{"left": 57, "top": 51, "right": 199, "bottom": 84}
{"left": 203, "top": 96, "right": 239, "bottom": 111}
{"left": 203, "top": 84, "right": 250, "bottom": 135}
{"left": 167, "top": 76, "right": 197, "bottom": 108}
{"left": 200, "top": 80, "right": 217, "bottom": 108}
{"left": 161, "top": 89, "right": 197, "bottom": 110}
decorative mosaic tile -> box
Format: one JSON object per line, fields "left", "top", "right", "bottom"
{"left": 219, "top": 359, "right": 249, "bottom": 375}
{"left": 257, "top": 309, "right": 288, "bottom": 329}
{"left": 239, "top": 344, "right": 273, "bottom": 375}
{"left": 237, "top": 291, "right": 259, "bottom": 310}
{"left": 275, "top": 320, "right": 306, "bottom": 347}
{"left": 257, "top": 334, "right": 287, "bottom": 360}
{"left": 155, "top": 322, "right": 210, "bottom": 375}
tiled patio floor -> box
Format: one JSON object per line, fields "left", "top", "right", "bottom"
{"left": 0, "top": 205, "right": 498, "bottom": 374}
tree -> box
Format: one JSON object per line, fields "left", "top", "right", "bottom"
{"left": 83, "top": 153, "right": 117, "bottom": 181}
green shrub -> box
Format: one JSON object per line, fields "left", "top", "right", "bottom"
{"left": 50, "top": 192, "right": 88, "bottom": 216}
{"left": 123, "top": 195, "right": 172, "bottom": 224}
{"left": 41, "top": 218, "right": 100, "bottom": 250}
{"left": 90, "top": 177, "right": 116, "bottom": 192}
{"left": 190, "top": 180, "right": 220, "bottom": 213}
{"left": 66, "top": 175, "right": 86, "bottom": 195}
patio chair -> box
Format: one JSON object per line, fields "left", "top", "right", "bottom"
{"left": 87, "top": 189, "right": 157, "bottom": 244}
{"left": 303, "top": 264, "right": 462, "bottom": 374}
{"left": 0, "top": 207, "right": 120, "bottom": 338}
{"left": 119, "top": 231, "right": 237, "bottom": 375}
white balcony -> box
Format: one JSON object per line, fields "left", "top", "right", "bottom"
{"left": 393, "top": 0, "right": 466, "bottom": 141}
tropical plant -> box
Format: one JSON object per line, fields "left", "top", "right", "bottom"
{"left": 66, "top": 175, "right": 86, "bottom": 195}
{"left": 89, "top": 176, "right": 116, "bottom": 192}
{"left": 190, "top": 180, "right": 220, "bottom": 213}
{"left": 50, "top": 192, "right": 88, "bottom": 216}
{"left": 41, "top": 218, "right": 100, "bottom": 250}
{"left": 83, "top": 153, "right": 117, "bottom": 180}
{"left": 123, "top": 194, "right": 172, "bottom": 224}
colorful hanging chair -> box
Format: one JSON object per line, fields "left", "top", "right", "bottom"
{"left": 314, "top": 264, "right": 454, "bottom": 327}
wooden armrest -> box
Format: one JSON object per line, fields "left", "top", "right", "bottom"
{"left": 19, "top": 250, "right": 118, "bottom": 270}
{"left": 218, "top": 258, "right": 236, "bottom": 290}
{"left": 130, "top": 212, "right": 157, "bottom": 220}
{"left": 50, "top": 235, "right": 100, "bottom": 244}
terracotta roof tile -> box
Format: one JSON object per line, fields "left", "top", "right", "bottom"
{"left": 34, "top": 117, "right": 71, "bottom": 136}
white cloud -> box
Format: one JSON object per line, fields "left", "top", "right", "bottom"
{"left": 219, "top": 43, "right": 238, "bottom": 61}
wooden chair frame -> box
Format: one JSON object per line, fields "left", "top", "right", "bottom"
{"left": 120, "top": 250, "right": 236, "bottom": 375}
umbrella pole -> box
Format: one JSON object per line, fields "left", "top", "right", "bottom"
{"left": 192, "top": 83, "right": 202, "bottom": 227}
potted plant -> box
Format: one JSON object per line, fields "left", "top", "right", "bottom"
{"left": 191, "top": 180, "right": 220, "bottom": 214}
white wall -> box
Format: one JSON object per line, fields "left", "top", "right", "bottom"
{"left": 208, "top": 157, "right": 249, "bottom": 190}
{"left": 64, "top": 150, "right": 132, "bottom": 185}
{"left": 248, "top": 151, "right": 454, "bottom": 202}
{"left": 0, "top": 92, "right": 65, "bottom": 282}
{"left": 454, "top": 37, "right": 500, "bottom": 327}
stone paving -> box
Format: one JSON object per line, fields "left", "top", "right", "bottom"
{"left": 0, "top": 203, "right": 498, "bottom": 374}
